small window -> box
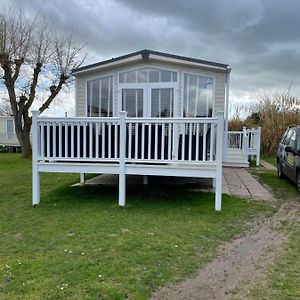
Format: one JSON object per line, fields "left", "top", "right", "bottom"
{"left": 87, "top": 76, "right": 113, "bottom": 117}
{"left": 7, "top": 119, "right": 14, "bottom": 133}
{"left": 119, "top": 68, "right": 177, "bottom": 83}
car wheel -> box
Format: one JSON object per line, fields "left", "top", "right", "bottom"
{"left": 297, "top": 171, "right": 300, "bottom": 194}
{"left": 277, "top": 162, "right": 284, "bottom": 178}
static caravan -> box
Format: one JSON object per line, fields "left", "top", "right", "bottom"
{"left": 31, "top": 50, "right": 260, "bottom": 210}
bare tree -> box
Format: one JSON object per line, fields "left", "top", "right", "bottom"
{"left": 0, "top": 7, "right": 84, "bottom": 157}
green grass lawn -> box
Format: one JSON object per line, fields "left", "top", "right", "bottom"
{"left": 261, "top": 154, "right": 277, "bottom": 167}
{"left": 0, "top": 154, "right": 273, "bottom": 299}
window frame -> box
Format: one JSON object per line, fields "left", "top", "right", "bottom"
{"left": 85, "top": 73, "right": 114, "bottom": 117}
{"left": 182, "top": 71, "right": 216, "bottom": 118}
{"left": 6, "top": 119, "right": 15, "bottom": 133}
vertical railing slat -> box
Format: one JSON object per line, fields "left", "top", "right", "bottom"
{"left": 203, "top": 123, "right": 207, "bottom": 161}
{"left": 128, "top": 123, "right": 132, "bottom": 159}
{"left": 161, "top": 123, "right": 165, "bottom": 159}
{"left": 108, "top": 123, "right": 112, "bottom": 159}
{"left": 101, "top": 122, "right": 105, "bottom": 159}
{"left": 89, "top": 122, "right": 93, "bottom": 158}
{"left": 181, "top": 123, "right": 185, "bottom": 161}
{"left": 141, "top": 123, "right": 145, "bottom": 160}
{"left": 188, "top": 122, "right": 192, "bottom": 161}
{"left": 135, "top": 122, "right": 138, "bottom": 159}
{"left": 70, "top": 123, "right": 74, "bottom": 158}
{"left": 195, "top": 123, "right": 199, "bottom": 161}
{"left": 46, "top": 122, "right": 50, "bottom": 158}
{"left": 154, "top": 123, "right": 158, "bottom": 160}
{"left": 83, "top": 122, "right": 86, "bottom": 158}
{"left": 95, "top": 122, "right": 99, "bottom": 159}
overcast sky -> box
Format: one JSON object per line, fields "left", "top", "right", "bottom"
{"left": 4, "top": 0, "right": 300, "bottom": 114}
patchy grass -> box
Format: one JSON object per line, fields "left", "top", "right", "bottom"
{"left": 251, "top": 169, "right": 300, "bottom": 299}
{"left": 0, "top": 154, "right": 271, "bottom": 299}
{"left": 261, "top": 154, "right": 277, "bottom": 167}
{"left": 256, "top": 170, "right": 299, "bottom": 201}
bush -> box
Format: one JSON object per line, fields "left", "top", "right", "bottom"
{"left": 229, "top": 93, "right": 300, "bottom": 155}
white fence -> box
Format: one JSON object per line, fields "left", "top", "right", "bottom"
{"left": 226, "top": 127, "right": 261, "bottom": 165}
{"left": 32, "top": 111, "right": 224, "bottom": 210}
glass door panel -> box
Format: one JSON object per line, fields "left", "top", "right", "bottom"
{"left": 122, "top": 89, "right": 144, "bottom": 117}
{"left": 151, "top": 88, "right": 174, "bottom": 117}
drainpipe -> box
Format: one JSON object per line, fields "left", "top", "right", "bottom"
{"left": 223, "top": 68, "right": 231, "bottom": 162}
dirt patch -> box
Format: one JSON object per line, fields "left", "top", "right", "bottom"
{"left": 151, "top": 201, "right": 300, "bottom": 300}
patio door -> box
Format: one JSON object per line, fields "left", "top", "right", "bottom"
{"left": 121, "top": 88, "right": 146, "bottom": 117}
{"left": 120, "top": 85, "right": 177, "bottom": 118}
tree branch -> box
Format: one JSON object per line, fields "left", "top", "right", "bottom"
{"left": 38, "top": 74, "right": 67, "bottom": 114}
{"left": 24, "top": 62, "right": 42, "bottom": 110}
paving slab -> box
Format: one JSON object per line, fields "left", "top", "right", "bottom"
{"left": 223, "top": 168, "right": 273, "bottom": 200}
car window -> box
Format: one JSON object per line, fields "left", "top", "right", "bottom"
{"left": 286, "top": 130, "right": 296, "bottom": 149}
{"left": 281, "top": 130, "right": 288, "bottom": 145}
{"left": 297, "top": 133, "right": 300, "bottom": 152}
{"left": 282, "top": 129, "right": 292, "bottom": 145}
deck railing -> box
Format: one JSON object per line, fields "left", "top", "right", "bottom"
{"left": 33, "top": 112, "right": 221, "bottom": 165}
{"left": 226, "top": 127, "right": 261, "bottom": 165}
{"left": 32, "top": 111, "right": 224, "bottom": 210}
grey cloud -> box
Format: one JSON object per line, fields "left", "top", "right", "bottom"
{"left": 4, "top": 0, "right": 300, "bottom": 107}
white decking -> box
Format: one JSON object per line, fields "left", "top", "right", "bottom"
{"left": 31, "top": 111, "right": 224, "bottom": 210}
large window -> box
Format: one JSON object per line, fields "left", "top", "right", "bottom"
{"left": 119, "top": 68, "right": 177, "bottom": 83}
{"left": 183, "top": 74, "right": 214, "bottom": 117}
{"left": 87, "top": 76, "right": 113, "bottom": 117}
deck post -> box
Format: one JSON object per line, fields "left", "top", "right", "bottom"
{"left": 143, "top": 176, "right": 148, "bottom": 185}
{"left": 32, "top": 110, "right": 40, "bottom": 205}
{"left": 80, "top": 173, "right": 85, "bottom": 184}
{"left": 119, "top": 111, "right": 127, "bottom": 206}
{"left": 256, "top": 127, "right": 261, "bottom": 166}
{"left": 215, "top": 111, "right": 224, "bottom": 211}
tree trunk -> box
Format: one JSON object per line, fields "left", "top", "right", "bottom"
{"left": 18, "top": 129, "right": 32, "bottom": 158}
{"left": 15, "top": 123, "right": 32, "bottom": 158}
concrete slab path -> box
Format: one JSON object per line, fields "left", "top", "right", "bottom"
{"left": 223, "top": 168, "right": 273, "bottom": 200}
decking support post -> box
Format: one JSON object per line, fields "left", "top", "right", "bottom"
{"left": 80, "top": 173, "right": 85, "bottom": 184}
{"left": 215, "top": 111, "right": 224, "bottom": 211}
{"left": 143, "top": 176, "right": 148, "bottom": 185}
{"left": 32, "top": 110, "right": 40, "bottom": 205}
{"left": 119, "top": 111, "right": 127, "bottom": 206}
{"left": 256, "top": 127, "right": 261, "bottom": 166}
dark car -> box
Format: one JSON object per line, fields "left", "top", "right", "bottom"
{"left": 277, "top": 125, "right": 300, "bottom": 193}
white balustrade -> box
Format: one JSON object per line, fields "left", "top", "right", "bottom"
{"left": 34, "top": 115, "right": 219, "bottom": 164}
